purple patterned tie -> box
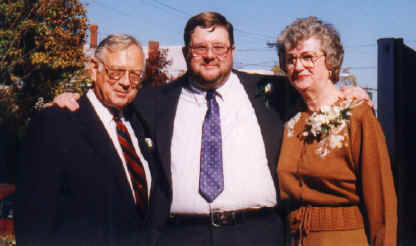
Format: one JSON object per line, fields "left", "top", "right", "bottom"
{"left": 199, "top": 90, "right": 224, "bottom": 203}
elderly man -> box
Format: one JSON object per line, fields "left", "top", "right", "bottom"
{"left": 15, "top": 34, "right": 157, "bottom": 246}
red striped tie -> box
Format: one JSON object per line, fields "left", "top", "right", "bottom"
{"left": 114, "top": 115, "right": 148, "bottom": 215}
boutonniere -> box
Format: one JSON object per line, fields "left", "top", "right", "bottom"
{"left": 255, "top": 80, "right": 274, "bottom": 108}
{"left": 144, "top": 138, "right": 153, "bottom": 150}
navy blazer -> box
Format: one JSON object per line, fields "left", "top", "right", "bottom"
{"left": 16, "top": 95, "right": 157, "bottom": 246}
{"left": 135, "top": 70, "right": 297, "bottom": 241}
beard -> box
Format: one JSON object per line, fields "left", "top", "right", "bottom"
{"left": 191, "top": 72, "right": 227, "bottom": 90}
{"left": 188, "top": 64, "right": 232, "bottom": 90}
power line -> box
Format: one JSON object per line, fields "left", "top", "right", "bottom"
{"left": 139, "top": 0, "right": 188, "bottom": 18}
{"left": 87, "top": 0, "right": 137, "bottom": 18}
{"left": 86, "top": 0, "right": 276, "bottom": 43}
{"left": 150, "top": 0, "right": 276, "bottom": 40}
{"left": 348, "top": 66, "right": 376, "bottom": 70}
{"left": 237, "top": 48, "right": 272, "bottom": 52}
{"left": 268, "top": 41, "right": 379, "bottom": 49}
{"left": 344, "top": 44, "right": 376, "bottom": 48}
{"left": 152, "top": 0, "right": 189, "bottom": 16}
{"left": 235, "top": 60, "right": 277, "bottom": 69}
{"left": 144, "top": 0, "right": 276, "bottom": 42}
{"left": 84, "top": 0, "right": 386, "bottom": 58}
{"left": 234, "top": 28, "right": 276, "bottom": 41}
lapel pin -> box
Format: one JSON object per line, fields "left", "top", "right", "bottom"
{"left": 144, "top": 138, "right": 153, "bottom": 149}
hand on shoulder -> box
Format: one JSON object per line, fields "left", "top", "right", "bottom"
{"left": 44, "top": 92, "right": 81, "bottom": 112}
{"left": 340, "top": 86, "right": 374, "bottom": 108}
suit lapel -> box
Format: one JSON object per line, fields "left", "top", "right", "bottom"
{"left": 127, "top": 105, "right": 149, "bottom": 160}
{"left": 73, "top": 96, "right": 139, "bottom": 219}
{"left": 153, "top": 72, "right": 284, "bottom": 188}
{"left": 154, "top": 77, "right": 187, "bottom": 186}
{"left": 236, "top": 71, "right": 284, "bottom": 186}
{"left": 129, "top": 110, "right": 159, "bottom": 214}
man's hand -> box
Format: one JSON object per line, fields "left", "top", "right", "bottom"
{"left": 45, "top": 92, "right": 81, "bottom": 112}
{"left": 340, "top": 86, "right": 374, "bottom": 108}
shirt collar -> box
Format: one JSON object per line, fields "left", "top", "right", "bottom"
{"left": 86, "top": 89, "right": 125, "bottom": 124}
{"left": 184, "top": 72, "right": 238, "bottom": 105}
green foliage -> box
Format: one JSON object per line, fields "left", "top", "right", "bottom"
{"left": 0, "top": 0, "right": 89, "bottom": 180}
{"left": 0, "top": 0, "right": 89, "bottom": 135}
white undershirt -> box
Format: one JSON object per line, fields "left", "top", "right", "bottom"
{"left": 87, "top": 90, "right": 152, "bottom": 200}
{"left": 170, "top": 72, "right": 277, "bottom": 214}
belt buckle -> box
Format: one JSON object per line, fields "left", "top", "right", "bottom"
{"left": 210, "top": 208, "right": 236, "bottom": 227}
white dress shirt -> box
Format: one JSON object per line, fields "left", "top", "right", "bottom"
{"left": 170, "top": 72, "right": 277, "bottom": 214}
{"left": 86, "top": 90, "right": 152, "bottom": 200}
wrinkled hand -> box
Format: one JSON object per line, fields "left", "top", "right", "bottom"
{"left": 340, "top": 86, "right": 374, "bottom": 108}
{"left": 45, "top": 92, "right": 81, "bottom": 112}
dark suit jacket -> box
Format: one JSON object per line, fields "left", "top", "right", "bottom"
{"left": 0, "top": 126, "right": 8, "bottom": 183}
{"left": 15, "top": 95, "right": 158, "bottom": 246}
{"left": 135, "top": 70, "right": 297, "bottom": 241}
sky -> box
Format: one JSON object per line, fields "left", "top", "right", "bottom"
{"left": 81, "top": 0, "right": 416, "bottom": 90}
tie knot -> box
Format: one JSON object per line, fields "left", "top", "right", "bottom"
{"left": 206, "top": 90, "right": 216, "bottom": 101}
{"left": 113, "top": 113, "right": 122, "bottom": 122}
{"left": 110, "top": 108, "right": 123, "bottom": 122}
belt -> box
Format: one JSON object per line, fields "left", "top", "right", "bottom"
{"left": 168, "top": 207, "right": 277, "bottom": 227}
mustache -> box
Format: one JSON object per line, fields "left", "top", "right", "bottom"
{"left": 202, "top": 61, "right": 218, "bottom": 65}
{"left": 201, "top": 57, "right": 219, "bottom": 64}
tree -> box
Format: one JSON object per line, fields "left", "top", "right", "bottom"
{"left": 142, "top": 45, "right": 172, "bottom": 88}
{"left": 0, "top": 0, "right": 89, "bottom": 181}
{"left": 0, "top": 0, "right": 88, "bottom": 129}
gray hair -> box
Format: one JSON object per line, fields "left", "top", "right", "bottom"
{"left": 277, "top": 16, "right": 344, "bottom": 83}
{"left": 94, "top": 34, "right": 143, "bottom": 61}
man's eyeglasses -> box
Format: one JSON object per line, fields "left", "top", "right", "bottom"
{"left": 286, "top": 53, "right": 325, "bottom": 68}
{"left": 96, "top": 58, "right": 145, "bottom": 86}
{"left": 189, "top": 44, "right": 232, "bottom": 57}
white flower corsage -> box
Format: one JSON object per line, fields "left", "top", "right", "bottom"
{"left": 264, "top": 83, "right": 272, "bottom": 94}
{"left": 285, "top": 99, "right": 359, "bottom": 157}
